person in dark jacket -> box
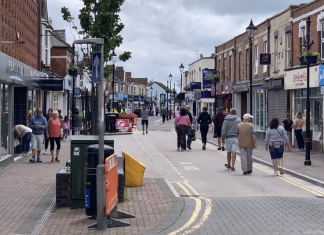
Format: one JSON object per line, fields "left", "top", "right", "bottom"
{"left": 185, "top": 105, "right": 193, "bottom": 149}
{"left": 213, "top": 107, "right": 227, "bottom": 151}
{"left": 197, "top": 107, "right": 212, "bottom": 150}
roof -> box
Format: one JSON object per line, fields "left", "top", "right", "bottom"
{"left": 51, "top": 30, "right": 71, "bottom": 48}
{"left": 132, "top": 78, "right": 148, "bottom": 86}
{"left": 149, "top": 81, "right": 172, "bottom": 92}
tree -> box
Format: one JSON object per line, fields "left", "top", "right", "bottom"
{"left": 61, "top": 0, "right": 131, "bottom": 65}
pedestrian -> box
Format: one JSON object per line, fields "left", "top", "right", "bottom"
{"left": 74, "top": 110, "right": 83, "bottom": 135}
{"left": 47, "top": 110, "right": 62, "bottom": 162}
{"left": 237, "top": 114, "right": 257, "bottom": 175}
{"left": 302, "top": 109, "right": 314, "bottom": 151}
{"left": 62, "top": 115, "right": 70, "bottom": 141}
{"left": 140, "top": 106, "right": 149, "bottom": 134}
{"left": 161, "top": 106, "right": 167, "bottom": 124}
{"left": 221, "top": 108, "right": 241, "bottom": 171}
{"left": 292, "top": 111, "right": 304, "bottom": 151}
{"left": 282, "top": 113, "right": 293, "bottom": 151}
{"left": 29, "top": 108, "right": 47, "bottom": 163}
{"left": 155, "top": 106, "right": 159, "bottom": 116}
{"left": 127, "top": 106, "right": 131, "bottom": 114}
{"left": 197, "top": 107, "right": 212, "bottom": 150}
{"left": 43, "top": 108, "right": 52, "bottom": 154}
{"left": 14, "top": 124, "right": 32, "bottom": 157}
{"left": 265, "top": 118, "right": 289, "bottom": 176}
{"left": 175, "top": 107, "right": 180, "bottom": 117}
{"left": 174, "top": 108, "right": 191, "bottom": 151}
{"left": 184, "top": 105, "right": 193, "bottom": 149}
{"left": 213, "top": 107, "right": 227, "bottom": 151}
{"left": 58, "top": 109, "right": 63, "bottom": 120}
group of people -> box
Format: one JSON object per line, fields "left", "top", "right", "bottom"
{"left": 14, "top": 108, "right": 71, "bottom": 163}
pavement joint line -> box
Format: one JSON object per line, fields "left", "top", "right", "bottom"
{"left": 30, "top": 197, "right": 56, "bottom": 235}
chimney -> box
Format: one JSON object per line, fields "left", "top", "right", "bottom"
{"left": 125, "top": 72, "right": 131, "bottom": 77}
{"left": 200, "top": 54, "right": 203, "bottom": 58}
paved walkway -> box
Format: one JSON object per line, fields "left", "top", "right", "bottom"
{"left": 1, "top": 126, "right": 324, "bottom": 234}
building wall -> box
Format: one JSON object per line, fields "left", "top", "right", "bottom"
{"left": 291, "top": 1, "right": 324, "bottom": 66}
{"left": 51, "top": 47, "right": 71, "bottom": 76}
{"left": 0, "top": 0, "right": 39, "bottom": 69}
{"left": 186, "top": 57, "right": 214, "bottom": 86}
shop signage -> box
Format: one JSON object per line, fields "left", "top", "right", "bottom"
{"left": 202, "top": 68, "right": 215, "bottom": 89}
{"left": 232, "top": 83, "right": 248, "bottom": 92}
{"left": 190, "top": 82, "right": 201, "bottom": 90}
{"left": 74, "top": 88, "right": 81, "bottom": 96}
{"left": 134, "top": 96, "right": 138, "bottom": 101}
{"left": 284, "top": 66, "right": 318, "bottom": 90}
{"left": 115, "top": 119, "right": 130, "bottom": 131}
{"left": 160, "top": 93, "right": 165, "bottom": 104}
{"left": 260, "top": 53, "right": 271, "bottom": 65}
{"left": 319, "top": 64, "right": 324, "bottom": 86}
{"left": 35, "top": 79, "right": 63, "bottom": 91}
{"left": 222, "top": 82, "right": 232, "bottom": 94}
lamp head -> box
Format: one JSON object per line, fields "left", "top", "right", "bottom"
{"left": 246, "top": 19, "right": 257, "bottom": 39}
{"left": 179, "top": 63, "right": 184, "bottom": 73}
{"left": 169, "top": 73, "right": 173, "bottom": 81}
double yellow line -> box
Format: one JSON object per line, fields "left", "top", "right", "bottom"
{"left": 168, "top": 182, "right": 212, "bottom": 235}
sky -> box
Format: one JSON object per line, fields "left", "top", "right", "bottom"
{"left": 47, "top": 0, "right": 312, "bottom": 91}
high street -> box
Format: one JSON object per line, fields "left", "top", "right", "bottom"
{"left": 1, "top": 115, "right": 324, "bottom": 234}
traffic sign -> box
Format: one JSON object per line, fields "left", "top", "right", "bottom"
{"left": 92, "top": 52, "right": 101, "bottom": 83}
{"left": 185, "top": 97, "right": 189, "bottom": 104}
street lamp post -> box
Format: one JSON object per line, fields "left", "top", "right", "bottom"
{"left": 71, "top": 44, "right": 76, "bottom": 135}
{"left": 304, "top": 16, "right": 313, "bottom": 165}
{"left": 246, "top": 19, "right": 257, "bottom": 115}
{"left": 150, "top": 86, "right": 153, "bottom": 115}
{"left": 166, "top": 80, "right": 169, "bottom": 121}
{"left": 111, "top": 51, "right": 117, "bottom": 112}
{"left": 212, "top": 71, "right": 219, "bottom": 138}
{"left": 179, "top": 63, "right": 184, "bottom": 106}
{"left": 173, "top": 83, "right": 176, "bottom": 116}
{"left": 168, "top": 73, "right": 172, "bottom": 119}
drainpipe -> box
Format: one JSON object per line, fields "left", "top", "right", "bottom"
{"left": 265, "top": 20, "right": 271, "bottom": 134}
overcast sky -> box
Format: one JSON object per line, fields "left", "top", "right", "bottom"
{"left": 48, "top": 0, "right": 312, "bottom": 91}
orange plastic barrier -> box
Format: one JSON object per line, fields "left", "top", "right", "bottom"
{"left": 119, "top": 113, "right": 138, "bottom": 128}
{"left": 105, "top": 153, "right": 118, "bottom": 216}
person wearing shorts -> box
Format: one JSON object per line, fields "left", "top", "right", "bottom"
{"left": 265, "top": 118, "right": 289, "bottom": 176}
{"left": 29, "top": 108, "right": 47, "bottom": 163}
{"left": 140, "top": 106, "right": 149, "bottom": 135}
{"left": 221, "top": 108, "right": 241, "bottom": 171}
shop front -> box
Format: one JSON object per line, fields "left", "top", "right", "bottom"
{"left": 200, "top": 90, "right": 213, "bottom": 115}
{"left": 0, "top": 52, "right": 47, "bottom": 164}
{"left": 284, "top": 65, "right": 321, "bottom": 149}
{"left": 222, "top": 82, "right": 232, "bottom": 113}
{"left": 232, "top": 82, "right": 249, "bottom": 120}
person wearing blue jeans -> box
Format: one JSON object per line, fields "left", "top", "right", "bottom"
{"left": 14, "top": 125, "right": 32, "bottom": 157}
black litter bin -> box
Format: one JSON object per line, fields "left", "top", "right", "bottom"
{"left": 85, "top": 144, "right": 114, "bottom": 217}
{"left": 105, "top": 113, "right": 119, "bottom": 132}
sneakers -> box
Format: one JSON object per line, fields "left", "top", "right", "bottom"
{"left": 224, "top": 164, "right": 231, "bottom": 169}
{"left": 221, "top": 146, "right": 225, "bottom": 151}
{"left": 279, "top": 167, "right": 284, "bottom": 175}
{"left": 243, "top": 172, "right": 248, "bottom": 175}
{"left": 230, "top": 167, "right": 235, "bottom": 171}
{"left": 274, "top": 171, "right": 279, "bottom": 176}
{"left": 217, "top": 147, "right": 221, "bottom": 150}
{"left": 44, "top": 150, "right": 47, "bottom": 154}
{"left": 37, "top": 158, "right": 42, "bottom": 163}
{"left": 187, "top": 146, "right": 191, "bottom": 150}
{"left": 30, "top": 157, "right": 42, "bottom": 163}
{"left": 202, "top": 145, "right": 206, "bottom": 150}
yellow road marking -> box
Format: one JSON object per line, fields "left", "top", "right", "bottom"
{"left": 176, "top": 182, "right": 191, "bottom": 195}
{"left": 183, "top": 182, "right": 200, "bottom": 196}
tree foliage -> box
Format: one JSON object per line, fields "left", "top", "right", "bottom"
{"left": 61, "top": 0, "right": 131, "bottom": 66}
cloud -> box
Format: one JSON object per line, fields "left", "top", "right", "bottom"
{"left": 48, "top": 0, "right": 312, "bottom": 89}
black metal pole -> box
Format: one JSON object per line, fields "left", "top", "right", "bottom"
{"left": 173, "top": 83, "right": 175, "bottom": 116}
{"left": 249, "top": 38, "right": 253, "bottom": 115}
{"left": 71, "top": 44, "right": 75, "bottom": 135}
{"left": 166, "top": 81, "right": 169, "bottom": 121}
{"left": 305, "top": 16, "right": 311, "bottom": 165}
{"left": 180, "top": 73, "right": 182, "bottom": 107}
{"left": 213, "top": 78, "right": 217, "bottom": 138}
{"left": 112, "top": 63, "right": 115, "bottom": 111}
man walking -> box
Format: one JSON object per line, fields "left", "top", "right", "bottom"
{"left": 140, "top": 106, "right": 150, "bottom": 134}
{"left": 161, "top": 106, "right": 167, "bottom": 124}
{"left": 185, "top": 105, "right": 193, "bottom": 149}
{"left": 221, "top": 108, "right": 241, "bottom": 171}
{"left": 237, "top": 114, "right": 257, "bottom": 175}
{"left": 29, "top": 108, "right": 47, "bottom": 163}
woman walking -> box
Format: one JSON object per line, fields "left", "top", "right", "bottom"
{"left": 47, "top": 110, "right": 62, "bottom": 162}
{"left": 282, "top": 113, "right": 293, "bottom": 151}
{"left": 14, "top": 124, "right": 32, "bottom": 157}
{"left": 213, "top": 107, "right": 227, "bottom": 151}
{"left": 265, "top": 118, "right": 289, "bottom": 176}
{"left": 197, "top": 107, "right": 212, "bottom": 150}
{"left": 62, "top": 116, "right": 70, "bottom": 141}
{"left": 174, "top": 108, "right": 191, "bottom": 151}
{"left": 293, "top": 112, "right": 304, "bottom": 151}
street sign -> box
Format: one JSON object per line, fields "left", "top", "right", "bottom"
{"left": 92, "top": 52, "right": 101, "bottom": 83}
{"left": 185, "top": 97, "right": 189, "bottom": 104}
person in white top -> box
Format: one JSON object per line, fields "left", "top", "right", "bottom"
{"left": 14, "top": 125, "right": 32, "bottom": 157}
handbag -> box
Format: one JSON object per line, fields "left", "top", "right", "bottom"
{"left": 60, "top": 129, "right": 64, "bottom": 140}
{"left": 270, "top": 129, "right": 285, "bottom": 148}
{"left": 190, "top": 129, "right": 196, "bottom": 141}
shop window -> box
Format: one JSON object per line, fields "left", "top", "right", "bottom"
{"left": 286, "top": 32, "right": 291, "bottom": 68}
{"left": 254, "top": 45, "right": 258, "bottom": 75}
{"left": 1, "top": 84, "right": 10, "bottom": 156}
{"left": 321, "top": 21, "right": 324, "bottom": 60}
{"left": 252, "top": 90, "right": 265, "bottom": 131}
{"left": 274, "top": 37, "right": 279, "bottom": 72}
{"left": 53, "top": 93, "right": 59, "bottom": 111}
{"left": 263, "top": 40, "right": 268, "bottom": 73}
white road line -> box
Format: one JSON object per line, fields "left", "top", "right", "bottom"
{"left": 164, "top": 179, "right": 180, "bottom": 197}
